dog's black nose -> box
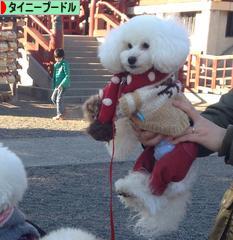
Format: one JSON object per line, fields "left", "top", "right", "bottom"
{"left": 128, "top": 56, "right": 137, "bottom": 65}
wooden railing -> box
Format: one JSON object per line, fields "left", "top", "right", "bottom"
{"left": 24, "top": 15, "right": 55, "bottom": 74}
{"left": 89, "top": 0, "right": 129, "bottom": 36}
{"left": 185, "top": 53, "right": 233, "bottom": 93}
{"left": 38, "top": 1, "right": 90, "bottom": 35}
{"left": 62, "top": 0, "right": 89, "bottom": 35}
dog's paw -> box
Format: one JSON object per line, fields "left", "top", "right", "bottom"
{"left": 117, "top": 190, "right": 134, "bottom": 198}
{"left": 87, "top": 119, "right": 114, "bottom": 142}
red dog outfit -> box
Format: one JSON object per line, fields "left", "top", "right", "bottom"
{"left": 89, "top": 68, "right": 198, "bottom": 195}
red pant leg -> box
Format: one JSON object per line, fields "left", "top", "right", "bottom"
{"left": 149, "top": 142, "right": 198, "bottom": 195}
{"left": 133, "top": 146, "right": 156, "bottom": 173}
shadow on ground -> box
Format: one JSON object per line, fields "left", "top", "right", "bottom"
{"left": 0, "top": 99, "right": 83, "bottom": 119}
{"left": 0, "top": 128, "right": 84, "bottom": 139}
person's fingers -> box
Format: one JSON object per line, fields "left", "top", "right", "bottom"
{"left": 142, "top": 134, "right": 164, "bottom": 146}
{"left": 164, "top": 136, "right": 174, "bottom": 142}
{"left": 130, "top": 120, "right": 141, "bottom": 132}
{"left": 184, "top": 126, "right": 199, "bottom": 135}
{"left": 130, "top": 117, "right": 157, "bottom": 140}
{"left": 130, "top": 116, "right": 143, "bottom": 127}
{"left": 172, "top": 99, "right": 200, "bottom": 122}
{"left": 172, "top": 124, "right": 200, "bottom": 144}
{"left": 130, "top": 116, "right": 165, "bottom": 146}
{"left": 141, "top": 131, "right": 159, "bottom": 140}
{"left": 172, "top": 133, "right": 198, "bottom": 145}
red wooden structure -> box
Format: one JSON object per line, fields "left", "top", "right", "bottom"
{"left": 89, "top": 0, "right": 138, "bottom": 36}
{"left": 23, "top": 0, "right": 137, "bottom": 74}
{"left": 185, "top": 53, "right": 233, "bottom": 93}
{"left": 23, "top": 0, "right": 233, "bottom": 93}
{"left": 24, "top": 15, "right": 64, "bottom": 74}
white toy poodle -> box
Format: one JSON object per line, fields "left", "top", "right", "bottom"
{"left": 0, "top": 143, "right": 40, "bottom": 240}
{"left": 83, "top": 15, "right": 198, "bottom": 238}
{"left": 0, "top": 143, "right": 103, "bottom": 240}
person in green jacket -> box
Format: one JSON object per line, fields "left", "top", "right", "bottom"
{"left": 133, "top": 90, "right": 233, "bottom": 240}
{"left": 51, "top": 48, "right": 70, "bottom": 120}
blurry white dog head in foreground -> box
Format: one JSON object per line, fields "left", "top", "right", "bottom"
{"left": 99, "top": 15, "right": 189, "bottom": 75}
{"left": 41, "top": 228, "right": 103, "bottom": 240}
{"left": 0, "top": 143, "right": 27, "bottom": 212}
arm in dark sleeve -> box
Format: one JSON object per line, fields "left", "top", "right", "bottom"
{"left": 198, "top": 90, "right": 233, "bottom": 164}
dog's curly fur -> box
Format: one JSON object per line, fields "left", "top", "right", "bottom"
{"left": 99, "top": 15, "right": 189, "bottom": 75}
{"left": 0, "top": 143, "right": 27, "bottom": 213}
{"left": 41, "top": 228, "right": 102, "bottom": 240}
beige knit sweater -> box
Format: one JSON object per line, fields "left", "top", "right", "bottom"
{"left": 118, "top": 82, "right": 190, "bottom": 137}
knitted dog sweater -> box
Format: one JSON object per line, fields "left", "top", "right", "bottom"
{"left": 118, "top": 78, "right": 190, "bottom": 136}
{"left": 97, "top": 68, "right": 169, "bottom": 124}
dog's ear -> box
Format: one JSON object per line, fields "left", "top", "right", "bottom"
{"left": 150, "top": 18, "right": 190, "bottom": 73}
{"left": 98, "top": 27, "right": 125, "bottom": 74}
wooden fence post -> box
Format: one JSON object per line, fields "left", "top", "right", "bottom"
{"left": 186, "top": 54, "right": 192, "bottom": 88}
{"left": 51, "top": 15, "right": 64, "bottom": 49}
{"left": 89, "top": 0, "right": 97, "bottom": 36}
{"left": 194, "top": 54, "right": 200, "bottom": 91}
{"left": 212, "top": 58, "right": 217, "bottom": 90}
{"left": 231, "top": 60, "right": 233, "bottom": 88}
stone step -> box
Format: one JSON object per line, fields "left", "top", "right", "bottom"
{"left": 66, "top": 88, "right": 99, "bottom": 96}
{"left": 70, "top": 69, "right": 110, "bottom": 75}
{"left": 64, "top": 41, "right": 99, "bottom": 49}
{"left": 66, "top": 51, "right": 98, "bottom": 58}
{"left": 64, "top": 36, "right": 97, "bottom": 42}
{"left": 65, "top": 46, "right": 99, "bottom": 53}
{"left": 64, "top": 95, "right": 91, "bottom": 103}
{"left": 70, "top": 81, "right": 107, "bottom": 89}
{"left": 69, "top": 57, "right": 100, "bottom": 63}
{"left": 64, "top": 35, "right": 97, "bottom": 42}
{"left": 64, "top": 45, "right": 99, "bottom": 52}
{"left": 62, "top": 35, "right": 106, "bottom": 104}
{"left": 71, "top": 75, "right": 110, "bottom": 82}
{"left": 69, "top": 63, "right": 104, "bottom": 70}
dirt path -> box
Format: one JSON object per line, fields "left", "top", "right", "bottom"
{"left": 0, "top": 99, "right": 89, "bottom": 138}
{"left": 0, "top": 96, "right": 207, "bottom": 139}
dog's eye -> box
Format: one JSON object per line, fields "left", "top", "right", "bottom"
{"left": 128, "top": 43, "right": 133, "bottom": 49}
{"left": 142, "top": 43, "right": 149, "bottom": 49}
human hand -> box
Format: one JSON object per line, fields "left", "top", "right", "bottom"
{"left": 131, "top": 116, "right": 165, "bottom": 146}
{"left": 172, "top": 99, "right": 226, "bottom": 152}
{"left": 58, "top": 86, "right": 63, "bottom": 91}
{"left": 51, "top": 88, "right": 58, "bottom": 102}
